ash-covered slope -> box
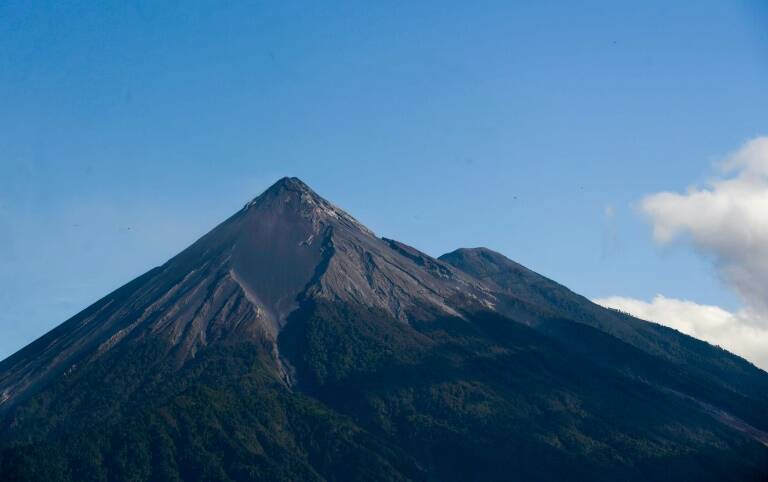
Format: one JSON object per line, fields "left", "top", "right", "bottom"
{"left": 0, "top": 178, "right": 487, "bottom": 409}
{"left": 0, "top": 178, "right": 767, "bottom": 482}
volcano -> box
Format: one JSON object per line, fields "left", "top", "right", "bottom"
{"left": 1, "top": 177, "right": 766, "bottom": 481}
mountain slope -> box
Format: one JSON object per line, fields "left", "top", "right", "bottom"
{"left": 0, "top": 178, "right": 486, "bottom": 407}
{"left": 0, "top": 178, "right": 766, "bottom": 481}
{"left": 439, "top": 248, "right": 768, "bottom": 428}
{"left": 439, "top": 247, "right": 768, "bottom": 394}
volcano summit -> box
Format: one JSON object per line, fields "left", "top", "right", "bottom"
{"left": 1, "top": 177, "right": 766, "bottom": 481}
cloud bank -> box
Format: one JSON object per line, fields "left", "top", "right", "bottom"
{"left": 594, "top": 295, "right": 768, "bottom": 370}
{"left": 599, "top": 137, "right": 768, "bottom": 370}
{"left": 642, "top": 137, "right": 768, "bottom": 315}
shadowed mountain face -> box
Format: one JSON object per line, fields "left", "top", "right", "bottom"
{"left": 1, "top": 178, "right": 766, "bottom": 481}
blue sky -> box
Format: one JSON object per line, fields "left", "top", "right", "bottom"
{"left": 2, "top": 1, "right": 768, "bottom": 362}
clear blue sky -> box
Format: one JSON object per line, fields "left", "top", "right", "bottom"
{"left": 1, "top": 1, "right": 767, "bottom": 360}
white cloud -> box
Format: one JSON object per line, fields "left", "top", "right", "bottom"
{"left": 641, "top": 136, "right": 768, "bottom": 315}
{"left": 594, "top": 295, "right": 768, "bottom": 370}
{"left": 599, "top": 137, "right": 768, "bottom": 370}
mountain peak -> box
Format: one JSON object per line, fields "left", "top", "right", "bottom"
{"left": 244, "top": 176, "right": 315, "bottom": 207}
{"left": 440, "top": 246, "right": 544, "bottom": 290}
{"left": 241, "top": 177, "right": 370, "bottom": 234}
{"left": 268, "top": 176, "right": 313, "bottom": 194}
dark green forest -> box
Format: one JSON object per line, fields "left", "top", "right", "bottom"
{"left": 2, "top": 301, "right": 765, "bottom": 481}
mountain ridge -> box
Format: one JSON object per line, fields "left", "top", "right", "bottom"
{"left": 1, "top": 177, "right": 766, "bottom": 481}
